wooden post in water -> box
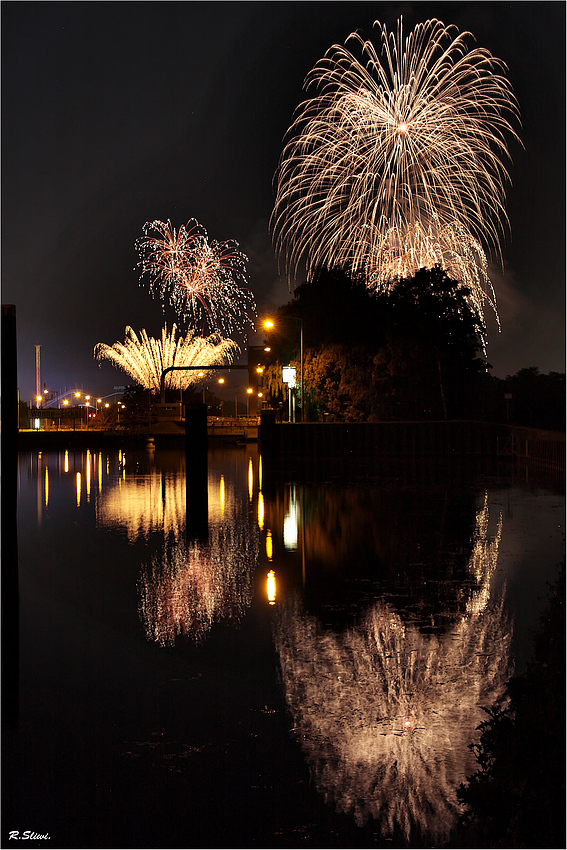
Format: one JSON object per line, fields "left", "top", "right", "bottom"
{"left": 2, "top": 304, "right": 19, "bottom": 724}
{"left": 185, "top": 403, "right": 208, "bottom": 540}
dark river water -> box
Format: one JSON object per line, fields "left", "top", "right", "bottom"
{"left": 4, "top": 446, "right": 564, "bottom": 849}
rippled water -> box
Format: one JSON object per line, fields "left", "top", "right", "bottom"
{"left": 4, "top": 446, "right": 564, "bottom": 848}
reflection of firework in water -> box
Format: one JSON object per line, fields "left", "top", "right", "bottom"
{"left": 136, "top": 473, "right": 258, "bottom": 646}
{"left": 274, "top": 495, "right": 509, "bottom": 842}
{"left": 139, "top": 521, "right": 258, "bottom": 646}
{"left": 97, "top": 469, "right": 187, "bottom": 541}
{"left": 94, "top": 324, "right": 239, "bottom": 392}
{"left": 136, "top": 219, "right": 257, "bottom": 336}
{"left": 271, "top": 18, "right": 520, "bottom": 327}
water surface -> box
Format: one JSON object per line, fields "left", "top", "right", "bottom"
{"left": 4, "top": 447, "right": 564, "bottom": 848}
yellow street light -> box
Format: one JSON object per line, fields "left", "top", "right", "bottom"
{"left": 218, "top": 377, "right": 225, "bottom": 385}
{"left": 263, "top": 315, "right": 304, "bottom": 421}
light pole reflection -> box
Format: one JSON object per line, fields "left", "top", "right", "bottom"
{"left": 267, "top": 569, "right": 276, "bottom": 605}
{"left": 274, "top": 496, "right": 509, "bottom": 842}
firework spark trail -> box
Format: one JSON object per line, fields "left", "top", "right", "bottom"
{"left": 97, "top": 467, "right": 258, "bottom": 646}
{"left": 138, "top": 521, "right": 258, "bottom": 646}
{"left": 138, "top": 475, "right": 258, "bottom": 646}
{"left": 136, "top": 219, "right": 257, "bottom": 337}
{"left": 94, "top": 324, "right": 239, "bottom": 392}
{"left": 274, "top": 494, "right": 509, "bottom": 841}
{"left": 360, "top": 219, "right": 499, "bottom": 331}
{"left": 271, "top": 18, "right": 520, "bottom": 326}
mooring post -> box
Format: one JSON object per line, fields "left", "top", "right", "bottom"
{"left": 2, "top": 304, "right": 20, "bottom": 724}
{"left": 185, "top": 403, "right": 208, "bottom": 540}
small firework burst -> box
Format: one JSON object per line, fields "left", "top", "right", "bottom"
{"left": 136, "top": 219, "right": 256, "bottom": 337}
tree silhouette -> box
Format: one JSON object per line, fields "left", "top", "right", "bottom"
{"left": 264, "top": 266, "right": 487, "bottom": 421}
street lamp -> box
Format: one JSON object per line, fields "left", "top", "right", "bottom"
{"left": 263, "top": 316, "right": 304, "bottom": 421}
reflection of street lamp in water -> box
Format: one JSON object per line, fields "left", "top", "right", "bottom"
{"left": 267, "top": 570, "right": 276, "bottom": 605}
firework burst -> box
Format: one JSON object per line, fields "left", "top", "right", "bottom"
{"left": 271, "top": 18, "right": 520, "bottom": 325}
{"left": 94, "top": 324, "right": 239, "bottom": 392}
{"left": 136, "top": 219, "right": 257, "bottom": 337}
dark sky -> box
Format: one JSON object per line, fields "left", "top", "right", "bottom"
{"left": 3, "top": 1, "right": 565, "bottom": 403}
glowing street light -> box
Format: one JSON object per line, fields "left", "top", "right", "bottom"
{"left": 263, "top": 316, "right": 304, "bottom": 421}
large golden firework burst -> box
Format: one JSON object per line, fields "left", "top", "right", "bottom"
{"left": 271, "top": 18, "right": 520, "bottom": 327}
{"left": 94, "top": 324, "right": 239, "bottom": 392}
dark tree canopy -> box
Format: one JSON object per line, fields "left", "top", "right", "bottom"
{"left": 263, "top": 266, "right": 490, "bottom": 421}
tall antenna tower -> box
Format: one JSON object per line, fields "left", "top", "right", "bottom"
{"left": 35, "top": 344, "right": 41, "bottom": 400}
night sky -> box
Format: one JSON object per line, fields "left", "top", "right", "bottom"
{"left": 3, "top": 1, "right": 565, "bottom": 404}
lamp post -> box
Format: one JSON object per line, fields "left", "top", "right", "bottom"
{"left": 264, "top": 316, "right": 304, "bottom": 421}
{"left": 246, "top": 387, "right": 253, "bottom": 417}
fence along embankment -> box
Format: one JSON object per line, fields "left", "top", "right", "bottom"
{"left": 259, "top": 416, "right": 565, "bottom": 473}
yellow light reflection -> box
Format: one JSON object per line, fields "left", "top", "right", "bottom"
{"left": 98, "top": 452, "right": 103, "bottom": 492}
{"left": 86, "top": 450, "right": 91, "bottom": 501}
{"left": 267, "top": 570, "right": 276, "bottom": 605}
{"left": 44, "top": 466, "right": 49, "bottom": 508}
{"left": 220, "top": 475, "right": 225, "bottom": 513}
{"left": 98, "top": 472, "right": 186, "bottom": 541}
{"left": 258, "top": 491, "right": 264, "bottom": 530}
{"left": 266, "top": 529, "right": 273, "bottom": 561}
{"left": 248, "top": 457, "right": 253, "bottom": 501}
{"left": 76, "top": 472, "right": 81, "bottom": 507}
{"left": 64, "top": 450, "right": 69, "bottom": 473}
{"left": 283, "top": 486, "right": 299, "bottom": 550}
{"left": 258, "top": 455, "right": 263, "bottom": 490}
